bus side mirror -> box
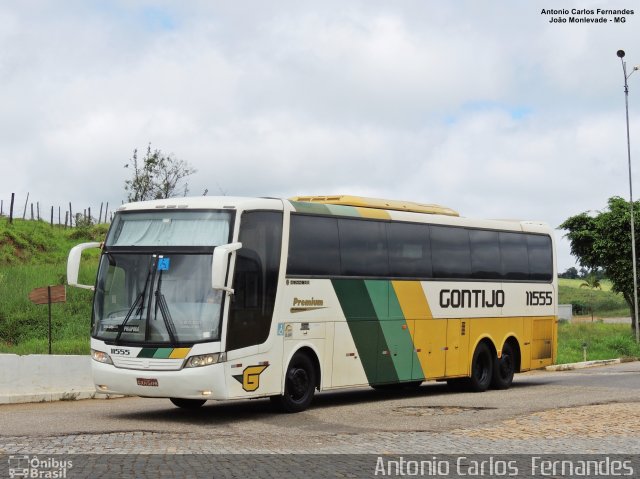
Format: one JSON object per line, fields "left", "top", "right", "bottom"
{"left": 212, "top": 242, "right": 242, "bottom": 293}
{"left": 67, "top": 242, "right": 101, "bottom": 290}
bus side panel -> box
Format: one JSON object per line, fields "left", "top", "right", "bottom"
{"left": 413, "top": 319, "right": 447, "bottom": 379}
{"left": 332, "top": 321, "right": 370, "bottom": 387}
{"left": 531, "top": 316, "right": 555, "bottom": 369}
{"left": 521, "top": 317, "right": 532, "bottom": 371}
{"left": 445, "top": 318, "right": 469, "bottom": 378}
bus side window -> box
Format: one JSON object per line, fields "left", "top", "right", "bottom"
{"left": 227, "top": 211, "right": 283, "bottom": 351}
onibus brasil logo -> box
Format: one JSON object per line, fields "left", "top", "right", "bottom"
{"left": 8, "top": 455, "right": 73, "bottom": 478}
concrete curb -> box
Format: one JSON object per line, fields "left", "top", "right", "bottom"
{"left": 0, "top": 390, "right": 123, "bottom": 405}
{"left": 546, "top": 357, "right": 637, "bottom": 371}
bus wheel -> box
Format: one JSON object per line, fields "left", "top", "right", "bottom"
{"left": 170, "top": 398, "right": 207, "bottom": 409}
{"left": 468, "top": 342, "right": 493, "bottom": 392}
{"left": 491, "top": 342, "right": 515, "bottom": 390}
{"left": 271, "top": 353, "right": 316, "bottom": 413}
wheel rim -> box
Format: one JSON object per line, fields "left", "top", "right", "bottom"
{"left": 287, "top": 367, "right": 310, "bottom": 402}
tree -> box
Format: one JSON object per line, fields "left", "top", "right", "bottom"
{"left": 559, "top": 267, "right": 579, "bottom": 279}
{"left": 124, "top": 144, "right": 196, "bottom": 202}
{"left": 560, "top": 196, "right": 639, "bottom": 332}
{"left": 580, "top": 272, "right": 601, "bottom": 322}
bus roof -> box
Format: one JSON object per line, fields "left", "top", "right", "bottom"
{"left": 289, "top": 195, "right": 459, "bottom": 217}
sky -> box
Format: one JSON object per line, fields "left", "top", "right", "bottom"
{"left": 1, "top": 1, "right": 639, "bottom": 271}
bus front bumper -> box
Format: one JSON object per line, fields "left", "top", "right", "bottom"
{"left": 92, "top": 361, "right": 228, "bottom": 400}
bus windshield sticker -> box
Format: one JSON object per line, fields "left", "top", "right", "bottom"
{"left": 157, "top": 257, "right": 170, "bottom": 271}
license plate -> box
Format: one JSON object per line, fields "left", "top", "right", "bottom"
{"left": 136, "top": 378, "right": 159, "bottom": 387}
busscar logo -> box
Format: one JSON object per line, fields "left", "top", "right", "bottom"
{"left": 290, "top": 297, "right": 326, "bottom": 313}
{"left": 232, "top": 364, "right": 269, "bottom": 392}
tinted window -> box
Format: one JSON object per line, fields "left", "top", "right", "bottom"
{"left": 500, "top": 232, "right": 529, "bottom": 280}
{"left": 470, "top": 230, "right": 501, "bottom": 279}
{"left": 287, "top": 215, "right": 340, "bottom": 276}
{"left": 227, "top": 211, "right": 283, "bottom": 350}
{"left": 338, "top": 218, "right": 388, "bottom": 276}
{"left": 387, "top": 222, "right": 432, "bottom": 278}
{"left": 431, "top": 226, "right": 471, "bottom": 278}
{"left": 527, "top": 235, "right": 553, "bottom": 281}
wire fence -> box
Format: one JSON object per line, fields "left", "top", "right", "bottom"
{"left": 0, "top": 192, "right": 114, "bottom": 227}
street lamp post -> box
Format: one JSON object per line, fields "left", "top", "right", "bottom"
{"left": 617, "top": 49, "right": 640, "bottom": 344}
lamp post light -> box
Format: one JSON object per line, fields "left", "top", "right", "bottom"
{"left": 617, "top": 49, "right": 640, "bottom": 344}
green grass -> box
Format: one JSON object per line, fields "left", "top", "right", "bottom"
{"left": 558, "top": 278, "right": 630, "bottom": 318}
{"left": 557, "top": 322, "right": 640, "bottom": 364}
{"left": 0, "top": 218, "right": 104, "bottom": 354}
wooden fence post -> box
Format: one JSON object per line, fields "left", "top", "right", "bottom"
{"left": 23, "top": 193, "right": 29, "bottom": 219}
{"left": 30, "top": 203, "right": 34, "bottom": 220}
{"left": 69, "top": 203, "right": 73, "bottom": 228}
{"left": 9, "top": 193, "right": 15, "bottom": 224}
{"left": 50, "top": 206, "right": 54, "bottom": 227}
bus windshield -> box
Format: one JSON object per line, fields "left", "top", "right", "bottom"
{"left": 93, "top": 210, "right": 233, "bottom": 345}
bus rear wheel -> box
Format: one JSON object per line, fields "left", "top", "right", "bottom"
{"left": 271, "top": 353, "right": 316, "bottom": 413}
{"left": 170, "top": 398, "right": 207, "bottom": 409}
{"left": 491, "top": 342, "right": 515, "bottom": 390}
{"left": 467, "top": 342, "right": 493, "bottom": 392}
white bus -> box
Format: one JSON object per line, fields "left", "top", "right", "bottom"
{"left": 68, "top": 195, "right": 557, "bottom": 412}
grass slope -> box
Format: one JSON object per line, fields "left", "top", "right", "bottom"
{"left": 558, "top": 278, "right": 630, "bottom": 318}
{"left": 0, "top": 218, "right": 106, "bottom": 354}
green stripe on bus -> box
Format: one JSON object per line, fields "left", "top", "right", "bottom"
{"left": 325, "top": 204, "right": 360, "bottom": 217}
{"left": 290, "top": 201, "right": 332, "bottom": 215}
{"left": 153, "top": 348, "right": 174, "bottom": 359}
{"left": 332, "top": 279, "right": 398, "bottom": 384}
{"left": 385, "top": 284, "right": 421, "bottom": 381}
{"left": 137, "top": 348, "right": 157, "bottom": 358}
{"left": 364, "top": 280, "right": 388, "bottom": 320}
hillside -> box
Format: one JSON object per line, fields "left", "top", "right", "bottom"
{"left": 558, "top": 278, "right": 630, "bottom": 318}
{"left": 0, "top": 218, "right": 107, "bottom": 353}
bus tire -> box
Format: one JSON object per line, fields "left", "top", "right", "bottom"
{"left": 468, "top": 342, "right": 493, "bottom": 392}
{"left": 491, "top": 342, "right": 515, "bottom": 390}
{"left": 170, "top": 398, "right": 207, "bottom": 409}
{"left": 271, "top": 353, "right": 316, "bottom": 413}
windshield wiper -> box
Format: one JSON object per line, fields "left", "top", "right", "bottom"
{"left": 153, "top": 270, "right": 178, "bottom": 345}
{"left": 115, "top": 258, "right": 153, "bottom": 344}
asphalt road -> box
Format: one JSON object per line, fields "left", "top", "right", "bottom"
{"left": 1, "top": 361, "right": 639, "bottom": 455}
{"left": 2, "top": 362, "right": 640, "bottom": 477}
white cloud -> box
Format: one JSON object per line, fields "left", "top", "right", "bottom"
{"left": 0, "top": 1, "right": 639, "bottom": 271}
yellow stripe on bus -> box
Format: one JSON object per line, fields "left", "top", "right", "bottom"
{"left": 391, "top": 281, "right": 433, "bottom": 319}
{"left": 392, "top": 280, "right": 434, "bottom": 379}
{"left": 169, "top": 348, "right": 191, "bottom": 359}
{"left": 355, "top": 207, "right": 391, "bottom": 219}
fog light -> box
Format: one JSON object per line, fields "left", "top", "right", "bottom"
{"left": 201, "top": 390, "right": 212, "bottom": 396}
{"left": 97, "top": 385, "right": 109, "bottom": 391}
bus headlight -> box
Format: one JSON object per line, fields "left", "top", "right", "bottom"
{"left": 184, "top": 352, "right": 226, "bottom": 368}
{"left": 91, "top": 349, "right": 113, "bottom": 365}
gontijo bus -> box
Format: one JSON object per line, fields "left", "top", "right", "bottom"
{"left": 67, "top": 195, "right": 557, "bottom": 412}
